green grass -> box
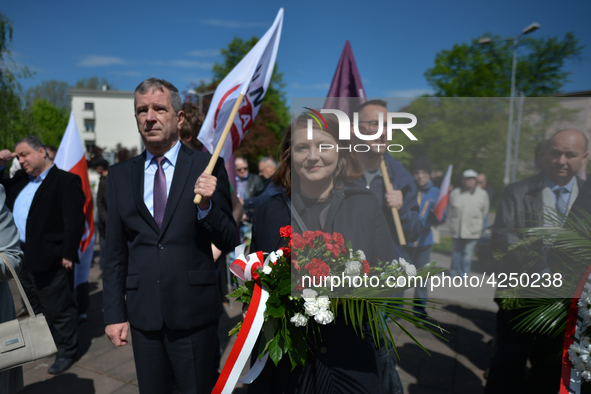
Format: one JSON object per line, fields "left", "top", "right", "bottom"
{"left": 431, "top": 236, "right": 452, "bottom": 255}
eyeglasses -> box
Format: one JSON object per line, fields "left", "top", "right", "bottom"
{"left": 358, "top": 121, "right": 388, "bottom": 134}
{"left": 236, "top": 167, "right": 248, "bottom": 172}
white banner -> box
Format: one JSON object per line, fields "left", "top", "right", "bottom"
{"left": 198, "top": 8, "right": 283, "bottom": 162}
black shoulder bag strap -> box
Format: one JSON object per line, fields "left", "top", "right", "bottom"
{"left": 282, "top": 195, "right": 308, "bottom": 232}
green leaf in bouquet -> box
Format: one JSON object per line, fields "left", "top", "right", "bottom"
{"left": 259, "top": 317, "right": 279, "bottom": 359}
{"left": 510, "top": 299, "right": 569, "bottom": 337}
{"left": 269, "top": 331, "right": 285, "bottom": 366}
{"left": 266, "top": 293, "right": 286, "bottom": 318}
{"left": 287, "top": 326, "right": 308, "bottom": 369}
{"left": 227, "top": 284, "right": 252, "bottom": 304}
{"left": 278, "top": 277, "right": 291, "bottom": 296}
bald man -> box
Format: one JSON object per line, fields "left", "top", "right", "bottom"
{"left": 485, "top": 128, "right": 589, "bottom": 393}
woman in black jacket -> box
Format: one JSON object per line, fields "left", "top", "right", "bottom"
{"left": 248, "top": 111, "right": 401, "bottom": 394}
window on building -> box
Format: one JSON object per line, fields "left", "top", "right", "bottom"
{"left": 84, "top": 140, "right": 95, "bottom": 153}
{"left": 84, "top": 102, "right": 94, "bottom": 110}
{"left": 84, "top": 119, "right": 95, "bottom": 132}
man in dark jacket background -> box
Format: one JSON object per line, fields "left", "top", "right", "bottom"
{"left": 485, "top": 128, "right": 588, "bottom": 394}
{"left": 0, "top": 136, "right": 86, "bottom": 375}
{"left": 352, "top": 100, "right": 423, "bottom": 253}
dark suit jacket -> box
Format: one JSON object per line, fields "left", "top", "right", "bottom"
{"left": 97, "top": 174, "right": 108, "bottom": 237}
{"left": 102, "top": 144, "right": 237, "bottom": 332}
{"left": 1, "top": 167, "right": 86, "bottom": 273}
{"left": 492, "top": 172, "right": 585, "bottom": 253}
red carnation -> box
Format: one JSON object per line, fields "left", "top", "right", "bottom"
{"left": 280, "top": 225, "right": 292, "bottom": 238}
{"left": 331, "top": 247, "right": 341, "bottom": 259}
{"left": 322, "top": 232, "right": 333, "bottom": 243}
{"left": 332, "top": 232, "right": 345, "bottom": 247}
{"left": 280, "top": 245, "right": 291, "bottom": 259}
{"left": 362, "top": 260, "right": 371, "bottom": 275}
{"left": 306, "top": 258, "right": 330, "bottom": 282}
{"left": 303, "top": 231, "right": 316, "bottom": 247}
{"left": 292, "top": 259, "right": 301, "bottom": 271}
{"left": 291, "top": 233, "right": 306, "bottom": 250}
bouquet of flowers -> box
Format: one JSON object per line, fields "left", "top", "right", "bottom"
{"left": 229, "top": 225, "right": 445, "bottom": 369}
{"left": 569, "top": 285, "right": 591, "bottom": 383}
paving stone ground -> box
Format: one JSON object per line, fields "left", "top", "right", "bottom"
{"left": 9, "top": 244, "right": 497, "bottom": 394}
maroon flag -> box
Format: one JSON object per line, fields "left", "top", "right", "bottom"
{"left": 324, "top": 41, "right": 366, "bottom": 116}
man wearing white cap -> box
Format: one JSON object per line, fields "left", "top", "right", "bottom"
{"left": 447, "top": 169, "right": 489, "bottom": 276}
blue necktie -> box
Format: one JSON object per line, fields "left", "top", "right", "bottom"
{"left": 153, "top": 156, "right": 167, "bottom": 228}
{"left": 554, "top": 187, "right": 567, "bottom": 215}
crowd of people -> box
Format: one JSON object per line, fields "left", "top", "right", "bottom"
{"left": 0, "top": 76, "right": 589, "bottom": 394}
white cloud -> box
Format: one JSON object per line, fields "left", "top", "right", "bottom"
{"left": 187, "top": 49, "right": 219, "bottom": 57}
{"left": 383, "top": 88, "right": 434, "bottom": 97}
{"left": 77, "top": 56, "right": 127, "bottom": 67}
{"left": 202, "top": 19, "right": 268, "bottom": 28}
{"left": 171, "top": 60, "right": 214, "bottom": 69}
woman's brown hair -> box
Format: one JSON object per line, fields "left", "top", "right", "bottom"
{"left": 273, "top": 111, "right": 362, "bottom": 196}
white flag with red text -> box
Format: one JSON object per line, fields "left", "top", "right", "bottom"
{"left": 434, "top": 165, "right": 452, "bottom": 221}
{"left": 54, "top": 113, "right": 95, "bottom": 288}
{"left": 198, "top": 8, "right": 283, "bottom": 162}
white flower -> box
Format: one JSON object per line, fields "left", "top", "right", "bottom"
{"left": 399, "top": 257, "right": 409, "bottom": 267}
{"left": 276, "top": 249, "right": 284, "bottom": 258}
{"left": 582, "top": 370, "right": 591, "bottom": 382}
{"left": 314, "top": 308, "right": 334, "bottom": 324}
{"left": 404, "top": 264, "right": 417, "bottom": 277}
{"left": 356, "top": 250, "right": 366, "bottom": 260}
{"left": 569, "top": 344, "right": 590, "bottom": 372}
{"left": 262, "top": 265, "right": 272, "bottom": 275}
{"left": 269, "top": 252, "right": 278, "bottom": 263}
{"left": 302, "top": 288, "right": 318, "bottom": 301}
{"left": 317, "top": 296, "right": 330, "bottom": 309}
{"left": 345, "top": 261, "right": 361, "bottom": 276}
{"left": 304, "top": 299, "right": 320, "bottom": 316}
{"left": 290, "top": 313, "right": 308, "bottom": 327}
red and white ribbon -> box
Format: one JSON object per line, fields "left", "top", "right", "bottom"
{"left": 212, "top": 245, "right": 270, "bottom": 394}
{"left": 560, "top": 264, "right": 591, "bottom": 394}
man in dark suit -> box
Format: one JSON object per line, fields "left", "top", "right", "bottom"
{"left": 0, "top": 136, "right": 86, "bottom": 374}
{"left": 485, "top": 129, "right": 588, "bottom": 394}
{"left": 102, "top": 78, "right": 237, "bottom": 393}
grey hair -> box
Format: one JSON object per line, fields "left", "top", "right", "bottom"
{"left": 134, "top": 78, "right": 182, "bottom": 113}
{"left": 15, "top": 135, "right": 48, "bottom": 158}
{"left": 259, "top": 156, "right": 277, "bottom": 169}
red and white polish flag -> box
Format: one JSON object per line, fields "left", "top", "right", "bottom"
{"left": 54, "top": 112, "right": 95, "bottom": 288}
{"left": 197, "top": 8, "right": 283, "bottom": 164}
{"left": 435, "top": 165, "right": 452, "bottom": 221}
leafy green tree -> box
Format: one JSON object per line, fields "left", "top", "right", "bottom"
{"left": 425, "top": 32, "right": 583, "bottom": 97}
{"left": 28, "top": 99, "right": 69, "bottom": 148}
{"left": 188, "top": 36, "right": 289, "bottom": 168}
{"left": 26, "top": 80, "right": 71, "bottom": 111}
{"left": 403, "top": 97, "right": 578, "bottom": 195}
{"left": 0, "top": 13, "right": 34, "bottom": 150}
{"left": 75, "top": 76, "right": 114, "bottom": 90}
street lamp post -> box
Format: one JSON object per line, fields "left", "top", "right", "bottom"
{"left": 479, "top": 22, "right": 540, "bottom": 186}
{"left": 187, "top": 89, "right": 216, "bottom": 114}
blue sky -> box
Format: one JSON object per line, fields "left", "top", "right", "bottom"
{"left": 3, "top": 0, "right": 590, "bottom": 103}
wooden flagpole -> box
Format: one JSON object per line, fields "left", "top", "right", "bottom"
{"left": 380, "top": 157, "right": 406, "bottom": 245}
{"left": 194, "top": 93, "right": 245, "bottom": 205}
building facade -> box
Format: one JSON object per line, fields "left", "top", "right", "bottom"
{"left": 70, "top": 89, "right": 141, "bottom": 156}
